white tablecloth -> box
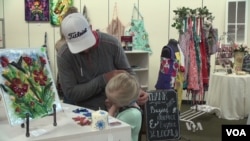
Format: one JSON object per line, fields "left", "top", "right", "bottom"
{"left": 0, "top": 101, "right": 131, "bottom": 141}
{"left": 207, "top": 72, "right": 250, "bottom": 120}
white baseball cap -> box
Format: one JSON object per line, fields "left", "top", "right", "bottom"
{"left": 61, "top": 13, "right": 96, "bottom": 54}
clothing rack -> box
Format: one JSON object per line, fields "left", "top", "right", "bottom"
{"left": 180, "top": 100, "right": 221, "bottom": 132}
{"left": 180, "top": 105, "right": 206, "bottom": 132}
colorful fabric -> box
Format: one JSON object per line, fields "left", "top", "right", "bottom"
{"left": 126, "top": 5, "right": 152, "bottom": 53}
{"left": 187, "top": 18, "right": 199, "bottom": 91}
{"left": 179, "top": 27, "right": 191, "bottom": 83}
{"left": 199, "top": 18, "right": 209, "bottom": 86}
{"left": 155, "top": 46, "right": 179, "bottom": 89}
{"left": 174, "top": 52, "right": 185, "bottom": 110}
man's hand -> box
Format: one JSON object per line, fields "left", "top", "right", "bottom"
{"left": 104, "top": 70, "right": 127, "bottom": 82}
{"left": 105, "top": 99, "right": 112, "bottom": 110}
{"left": 137, "top": 89, "right": 149, "bottom": 105}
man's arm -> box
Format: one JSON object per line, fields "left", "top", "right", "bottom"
{"left": 57, "top": 53, "right": 107, "bottom": 102}
{"left": 56, "top": 41, "right": 132, "bottom": 103}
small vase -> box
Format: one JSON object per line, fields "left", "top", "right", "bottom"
{"left": 233, "top": 51, "right": 245, "bottom": 72}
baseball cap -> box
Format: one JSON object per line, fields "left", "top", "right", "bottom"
{"left": 61, "top": 13, "right": 96, "bottom": 54}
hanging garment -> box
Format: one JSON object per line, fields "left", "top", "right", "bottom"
{"left": 199, "top": 18, "right": 209, "bottom": 86}
{"left": 206, "top": 27, "right": 218, "bottom": 55}
{"left": 107, "top": 4, "right": 125, "bottom": 42}
{"left": 155, "top": 46, "right": 179, "bottom": 89}
{"left": 174, "top": 52, "right": 184, "bottom": 110}
{"left": 175, "top": 45, "right": 185, "bottom": 110}
{"left": 125, "top": 5, "right": 152, "bottom": 53}
{"left": 187, "top": 17, "right": 199, "bottom": 92}
{"left": 192, "top": 17, "right": 204, "bottom": 101}
{"left": 179, "top": 31, "right": 191, "bottom": 89}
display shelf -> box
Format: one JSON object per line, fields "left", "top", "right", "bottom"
{"left": 125, "top": 50, "right": 149, "bottom": 90}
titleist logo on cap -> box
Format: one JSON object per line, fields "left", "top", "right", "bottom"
{"left": 68, "top": 28, "right": 87, "bottom": 40}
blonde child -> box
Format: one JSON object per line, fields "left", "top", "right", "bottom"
{"left": 105, "top": 73, "right": 142, "bottom": 141}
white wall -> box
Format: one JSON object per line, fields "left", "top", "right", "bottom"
{"left": 0, "top": 0, "right": 249, "bottom": 96}
{"left": 248, "top": 0, "right": 250, "bottom": 46}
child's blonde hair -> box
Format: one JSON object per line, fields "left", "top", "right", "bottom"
{"left": 105, "top": 73, "right": 140, "bottom": 107}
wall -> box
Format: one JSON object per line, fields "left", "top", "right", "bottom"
{"left": 0, "top": 0, "right": 249, "bottom": 99}
{"left": 248, "top": 0, "right": 250, "bottom": 46}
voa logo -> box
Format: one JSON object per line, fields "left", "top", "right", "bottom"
{"left": 226, "top": 129, "right": 246, "bottom": 136}
{"left": 185, "top": 122, "right": 203, "bottom": 132}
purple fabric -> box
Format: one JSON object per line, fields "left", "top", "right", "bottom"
{"left": 155, "top": 46, "right": 179, "bottom": 89}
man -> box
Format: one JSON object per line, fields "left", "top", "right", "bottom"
{"left": 57, "top": 13, "right": 148, "bottom": 110}
{"left": 55, "top": 6, "right": 78, "bottom": 99}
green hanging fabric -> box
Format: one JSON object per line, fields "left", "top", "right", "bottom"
{"left": 125, "top": 5, "right": 152, "bottom": 53}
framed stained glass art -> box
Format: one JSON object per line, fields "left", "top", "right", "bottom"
{"left": 25, "top": 0, "right": 50, "bottom": 21}
{"left": 0, "top": 48, "right": 62, "bottom": 126}
{"left": 50, "top": 0, "right": 73, "bottom": 26}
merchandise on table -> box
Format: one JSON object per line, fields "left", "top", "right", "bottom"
{"left": 91, "top": 109, "right": 109, "bottom": 130}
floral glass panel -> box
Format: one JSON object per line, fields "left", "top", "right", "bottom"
{"left": 0, "top": 48, "right": 62, "bottom": 126}
{"left": 50, "top": 0, "right": 73, "bottom": 26}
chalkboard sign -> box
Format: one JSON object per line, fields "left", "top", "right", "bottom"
{"left": 145, "top": 90, "right": 180, "bottom": 141}
{"left": 242, "top": 54, "right": 250, "bottom": 72}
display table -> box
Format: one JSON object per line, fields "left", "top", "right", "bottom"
{"left": 207, "top": 72, "right": 250, "bottom": 120}
{"left": 0, "top": 101, "right": 131, "bottom": 141}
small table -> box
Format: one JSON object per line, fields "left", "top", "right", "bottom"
{"left": 207, "top": 72, "right": 250, "bottom": 120}
{"left": 0, "top": 101, "right": 131, "bottom": 141}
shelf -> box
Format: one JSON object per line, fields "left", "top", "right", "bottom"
{"left": 132, "top": 68, "right": 148, "bottom": 71}
{"left": 141, "top": 85, "right": 148, "bottom": 89}
{"left": 125, "top": 51, "right": 149, "bottom": 91}
{"left": 124, "top": 50, "right": 149, "bottom": 54}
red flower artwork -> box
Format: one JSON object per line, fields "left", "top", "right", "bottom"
{"left": 0, "top": 56, "right": 9, "bottom": 67}
{"left": 9, "top": 78, "right": 29, "bottom": 98}
{"left": 33, "top": 69, "right": 47, "bottom": 86}
{"left": 23, "top": 56, "right": 33, "bottom": 66}
{"left": 0, "top": 48, "right": 62, "bottom": 126}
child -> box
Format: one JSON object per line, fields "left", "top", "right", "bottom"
{"left": 105, "top": 73, "right": 142, "bottom": 141}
